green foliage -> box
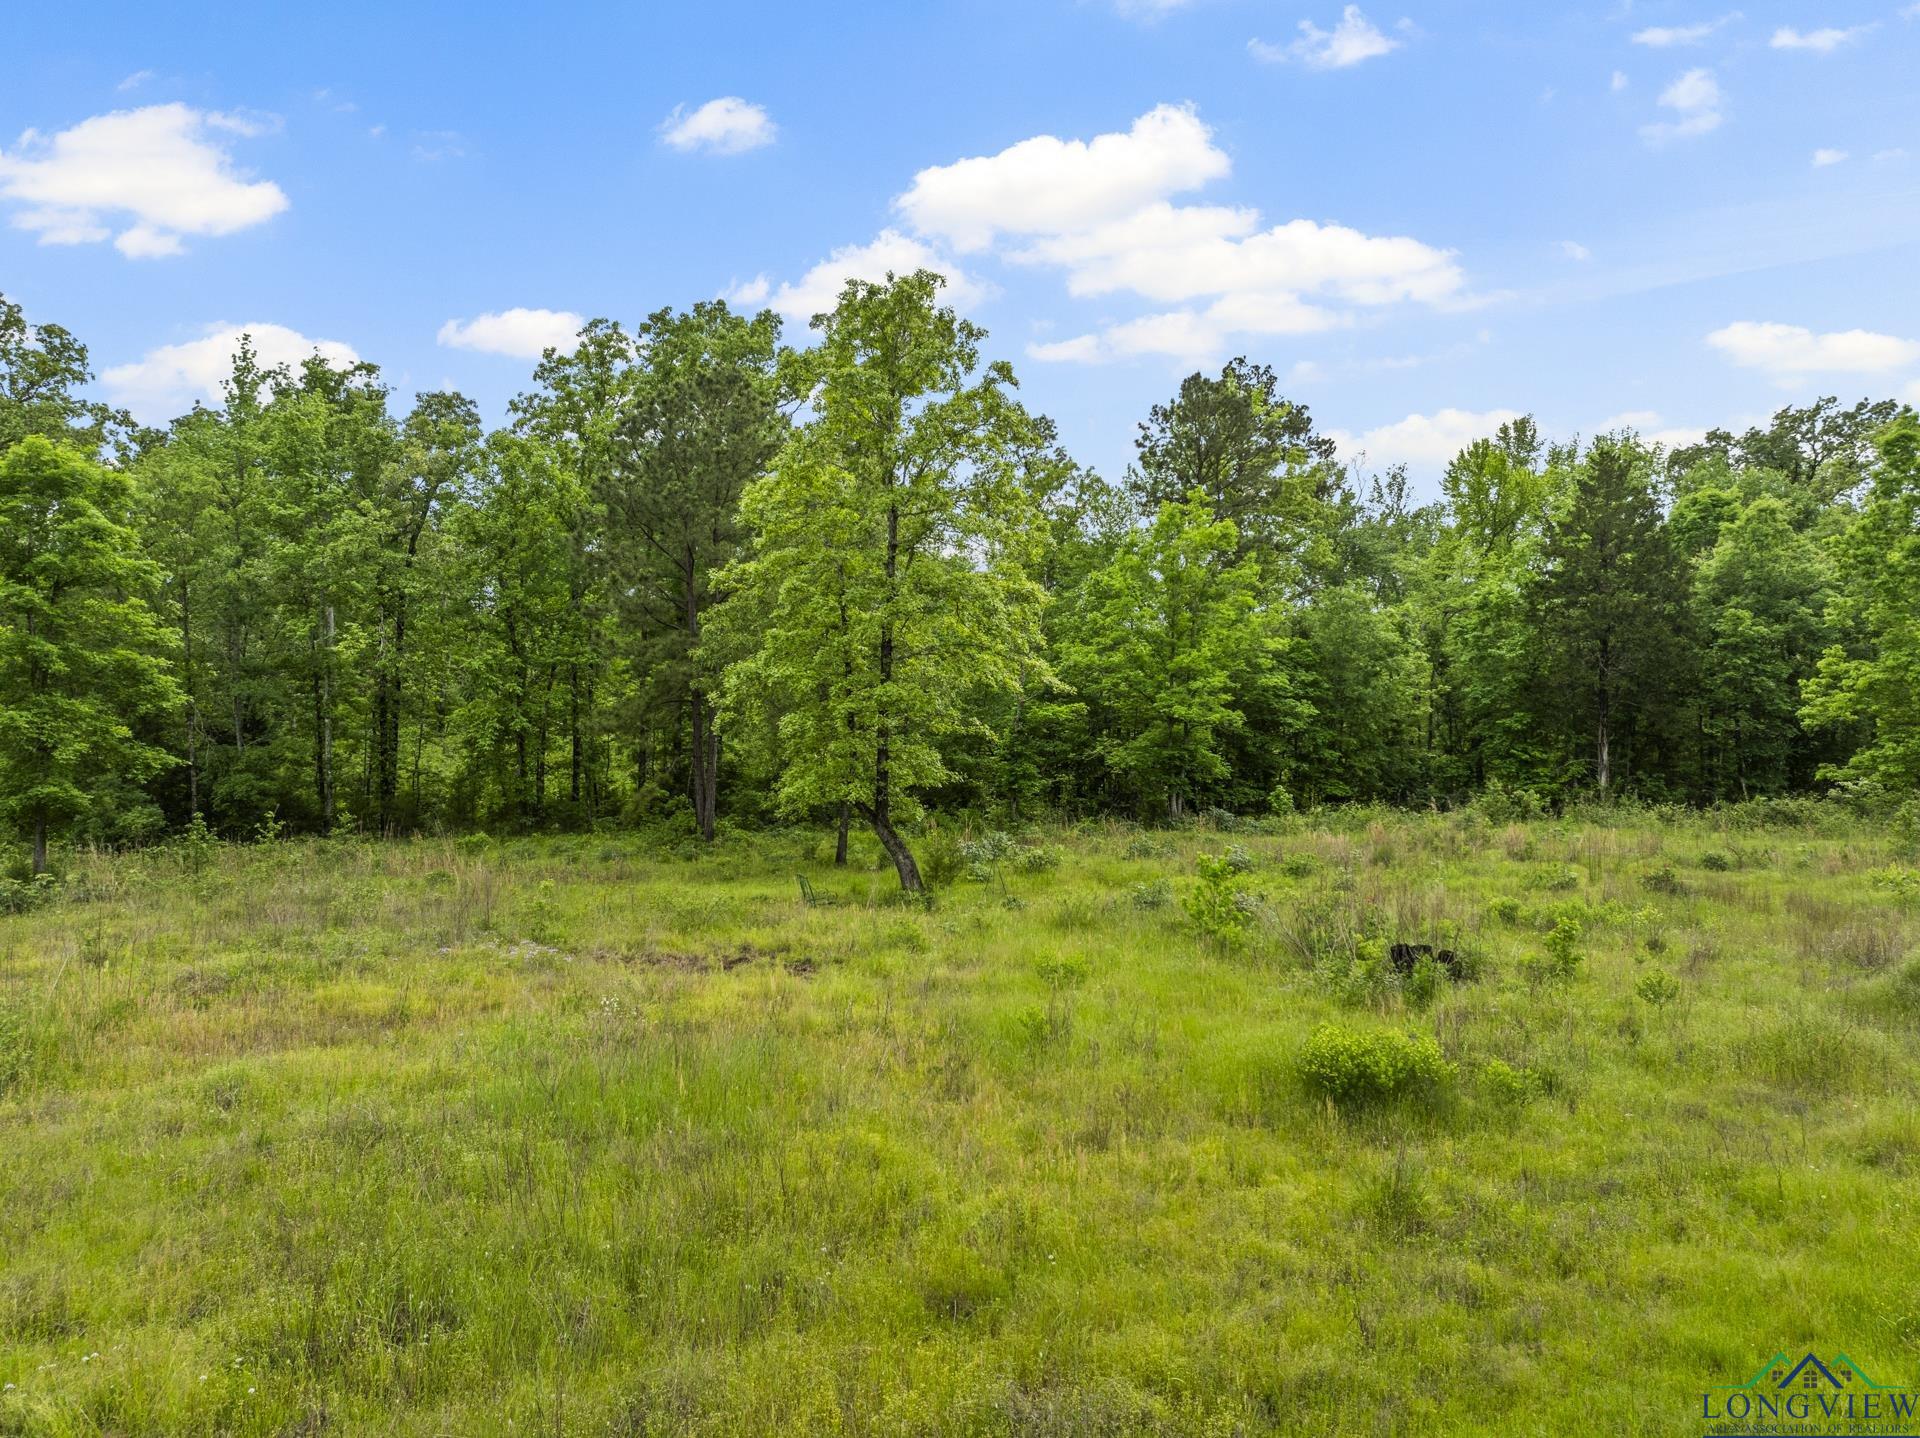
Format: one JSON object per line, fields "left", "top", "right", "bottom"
{"left": 1298, "top": 1023, "right": 1456, "bottom": 1106}
{"left": 0, "top": 437, "right": 181, "bottom": 870}
{"left": 1184, "top": 853, "right": 1251, "bottom": 947}
{"left": 1487, "top": 895, "right": 1523, "bottom": 925}
{"left": 1635, "top": 967, "right": 1682, "bottom": 1007}
{"left": 1523, "top": 916, "right": 1585, "bottom": 988}
{"left": 1480, "top": 1058, "right": 1546, "bottom": 1109}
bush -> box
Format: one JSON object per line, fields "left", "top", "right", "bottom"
{"left": 1404, "top": 954, "right": 1443, "bottom": 1012}
{"left": 1222, "top": 845, "right": 1257, "bottom": 875}
{"left": 1124, "top": 834, "right": 1171, "bottom": 860}
{"left": 1522, "top": 917, "right": 1583, "bottom": 989}
{"left": 1010, "top": 843, "right": 1063, "bottom": 874}
{"left": 1473, "top": 781, "right": 1544, "bottom": 824}
{"left": 1185, "top": 854, "right": 1251, "bottom": 947}
{"left": 1635, "top": 967, "right": 1681, "bottom": 1007}
{"left": 1480, "top": 1058, "right": 1542, "bottom": 1109}
{"left": 0, "top": 873, "right": 58, "bottom": 915}
{"left": 1298, "top": 1024, "right": 1455, "bottom": 1106}
{"left": 1280, "top": 853, "right": 1318, "bottom": 880}
{"left": 1486, "top": 895, "right": 1523, "bottom": 925}
{"left": 1641, "top": 864, "right": 1686, "bottom": 896}
{"left": 1699, "top": 850, "right": 1732, "bottom": 872}
{"left": 1268, "top": 783, "right": 1296, "bottom": 818}
{"left": 1530, "top": 866, "right": 1581, "bottom": 893}
{"left": 920, "top": 830, "right": 965, "bottom": 888}
{"left": 1128, "top": 878, "right": 1173, "bottom": 911}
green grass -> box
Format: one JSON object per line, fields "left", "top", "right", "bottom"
{"left": 3, "top": 813, "right": 1920, "bottom": 1435}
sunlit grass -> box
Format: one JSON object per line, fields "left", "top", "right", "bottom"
{"left": 2, "top": 811, "right": 1918, "bottom": 1435}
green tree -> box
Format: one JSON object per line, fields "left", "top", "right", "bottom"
{"left": 0, "top": 438, "right": 181, "bottom": 871}
{"left": 1692, "top": 497, "right": 1828, "bottom": 797}
{"left": 712, "top": 271, "right": 1050, "bottom": 890}
{"left": 602, "top": 302, "right": 787, "bottom": 839}
{"left": 0, "top": 292, "right": 135, "bottom": 458}
{"left": 1059, "top": 491, "right": 1275, "bottom": 818}
{"left": 1529, "top": 438, "right": 1690, "bottom": 793}
{"left": 1802, "top": 413, "right": 1920, "bottom": 792}
{"left": 1129, "top": 358, "right": 1339, "bottom": 578}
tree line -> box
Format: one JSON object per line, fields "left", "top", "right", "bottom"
{"left": 3, "top": 276, "right": 1917, "bottom": 886}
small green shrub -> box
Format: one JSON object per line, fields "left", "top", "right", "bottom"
{"left": 920, "top": 830, "right": 966, "bottom": 888}
{"left": 1280, "top": 853, "right": 1318, "bottom": 880}
{"left": 1486, "top": 895, "right": 1523, "bottom": 925}
{"left": 1530, "top": 866, "right": 1581, "bottom": 893}
{"left": 1124, "top": 834, "right": 1170, "bottom": 860}
{"left": 1641, "top": 864, "right": 1686, "bottom": 896}
{"left": 1868, "top": 867, "right": 1920, "bottom": 907}
{"left": 1035, "top": 953, "right": 1089, "bottom": 990}
{"left": 1298, "top": 1023, "right": 1455, "bottom": 1106}
{"left": 1268, "top": 783, "right": 1296, "bottom": 817}
{"left": 1185, "top": 854, "right": 1251, "bottom": 947}
{"left": 1635, "top": 967, "right": 1681, "bottom": 1007}
{"left": 1404, "top": 954, "right": 1443, "bottom": 1012}
{"left": 1128, "top": 878, "right": 1173, "bottom": 910}
{"left": 1480, "top": 1058, "right": 1542, "bottom": 1108}
{"left": 1011, "top": 844, "right": 1063, "bottom": 874}
{"left": 1522, "top": 917, "right": 1583, "bottom": 989}
{"left": 1699, "top": 850, "right": 1732, "bottom": 872}
{"left": 1222, "top": 845, "right": 1257, "bottom": 875}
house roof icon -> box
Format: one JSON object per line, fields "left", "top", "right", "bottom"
{"left": 1775, "top": 1354, "right": 1849, "bottom": 1391}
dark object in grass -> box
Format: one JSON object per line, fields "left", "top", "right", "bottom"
{"left": 1389, "top": 942, "right": 1459, "bottom": 976}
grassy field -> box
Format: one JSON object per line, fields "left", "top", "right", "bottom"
{"left": 3, "top": 810, "right": 1919, "bottom": 1436}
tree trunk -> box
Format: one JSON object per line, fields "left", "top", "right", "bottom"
{"left": 859, "top": 799, "right": 922, "bottom": 892}
{"left": 690, "top": 692, "right": 718, "bottom": 841}
{"left": 31, "top": 815, "right": 47, "bottom": 877}
{"left": 835, "top": 803, "right": 850, "bottom": 866}
{"left": 1595, "top": 712, "right": 1611, "bottom": 794}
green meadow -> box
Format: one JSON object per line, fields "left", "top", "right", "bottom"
{"left": 4, "top": 809, "right": 1919, "bottom": 1436}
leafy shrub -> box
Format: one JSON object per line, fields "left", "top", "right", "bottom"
{"left": 1486, "top": 895, "right": 1523, "bottom": 925}
{"left": 0, "top": 873, "right": 57, "bottom": 915}
{"left": 1298, "top": 1024, "right": 1455, "bottom": 1106}
{"left": 1635, "top": 967, "right": 1681, "bottom": 1007}
{"left": 1868, "top": 867, "right": 1920, "bottom": 907}
{"left": 1185, "top": 855, "right": 1251, "bottom": 947}
{"left": 1315, "top": 937, "right": 1394, "bottom": 1009}
{"left": 1699, "top": 850, "right": 1732, "bottom": 872}
{"left": 1034, "top": 952, "right": 1089, "bottom": 990}
{"left": 1522, "top": 917, "right": 1583, "bottom": 988}
{"left": 456, "top": 832, "right": 494, "bottom": 855}
{"left": 920, "top": 830, "right": 966, "bottom": 888}
{"left": 1640, "top": 864, "right": 1686, "bottom": 896}
{"left": 1480, "top": 1058, "right": 1542, "bottom": 1108}
{"left": 1128, "top": 878, "right": 1173, "bottom": 911}
{"left": 1473, "top": 781, "right": 1545, "bottom": 824}
{"left": 1124, "top": 834, "right": 1171, "bottom": 860}
{"left": 1268, "top": 783, "right": 1296, "bottom": 818}
{"left": 1222, "top": 845, "right": 1257, "bottom": 875}
{"left": 1280, "top": 853, "right": 1318, "bottom": 880}
{"left": 1010, "top": 844, "right": 1063, "bottom": 874}
{"left": 1530, "top": 866, "right": 1581, "bottom": 893}
{"left": 1404, "top": 954, "right": 1443, "bottom": 1012}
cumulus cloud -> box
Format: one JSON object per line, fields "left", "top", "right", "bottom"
{"left": 767, "top": 229, "right": 988, "bottom": 323}
{"left": 1706, "top": 320, "right": 1920, "bottom": 376}
{"left": 659, "top": 98, "right": 776, "bottom": 155}
{"left": 0, "top": 102, "right": 287, "bottom": 258}
{"left": 437, "top": 308, "right": 584, "bottom": 359}
{"left": 101, "top": 323, "right": 358, "bottom": 422}
{"left": 1811, "top": 147, "right": 1848, "bottom": 167}
{"left": 1329, "top": 407, "right": 1525, "bottom": 470}
{"left": 722, "top": 275, "right": 771, "bottom": 306}
{"left": 1769, "top": 24, "right": 1871, "bottom": 50}
{"left": 1597, "top": 410, "right": 1709, "bottom": 450}
{"left": 1560, "top": 239, "right": 1592, "bottom": 261}
{"left": 1641, "top": 67, "right": 1723, "bottom": 143}
{"left": 1630, "top": 13, "right": 1738, "bottom": 46}
{"left": 896, "top": 104, "right": 1228, "bottom": 252}
{"left": 1249, "top": 6, "right": 1403, "bottom": 67}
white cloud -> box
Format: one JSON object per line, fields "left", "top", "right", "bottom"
{"left": 1026, "top": 334, "right": 1107, "bottom": 364}
{"left": 1597, "top": 410, "right": 1708, "bottom": 449}
{"left": 437, "top": 308, "right": 584, "bottom": 359}
{"left": 101, "top": 323, "right": 359, "bottom": 422}
{"left": 1330, "top": 407, "right": 1524, "bottom": 470}
{"left": 1706, "top": 320, "right": 1920, "bottom": 376}
{"left": 1249, "top": 6, "right": 1403, "bottom": 67}
{"left": 1611, "top": 70, "right": 1631, "bottom": 91}
{"left": 1641, "top": 67, "right": 1723, "bottom": 143}
{"left": 0, "top": 103, "right": 287, "bottom": 257}
{"left": 767, "top": 229, "right": 987, "bottom": 323}
{"left": 1811, "top": 147, "right": 1848, "bottom": 167}
{"left": 117, "top": 70, "right": 154, "bottom": 93}
{"left": 1769, "top": 24, "right": 1871, "bottom": 50}
{"left": 1560, "top": 239, "right": 1592, "bottom": 261}
{"left": 1874, "top": 147, "right": 1909, "bottom": 163}
{"left": 895, "top": 104, "right": 1227, "bottom": 252}
{"left": 659, "top": 97, "right": 776, "bottom": 155}
{"left": 886, "top": 104, "right": 1466, "bottom": 364}
{"left": 722, "top": 274, "right": 771, "bottom": 306}
{"left": 1630, "top": 13, "right": 1738, "bottom": 46}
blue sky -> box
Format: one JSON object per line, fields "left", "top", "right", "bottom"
{"left": 3, "top": 0, "right": 1917, "bottom": 490}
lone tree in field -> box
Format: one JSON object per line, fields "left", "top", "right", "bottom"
{"left": 0, "top": 438, "right": 181, "bottom": 872}
{"left": 712, "top": 271, "right": 1050, "bottom": 890}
